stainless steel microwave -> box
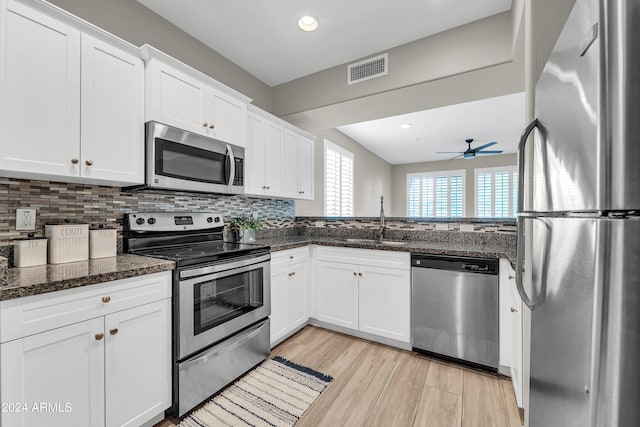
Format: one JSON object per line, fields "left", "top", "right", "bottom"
{"left": 141, "top": 121, "right": 244, "bottom": 194}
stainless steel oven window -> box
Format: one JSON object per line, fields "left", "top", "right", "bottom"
{"left": 193, "top": 267, "right": 264, "bottom": 335}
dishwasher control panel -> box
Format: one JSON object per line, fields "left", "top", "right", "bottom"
{"left": 411, "top": 254, "right": 498, "bottom": 274}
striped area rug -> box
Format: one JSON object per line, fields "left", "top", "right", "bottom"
{"left": 179, "top": 356, "right": 333, "bottom": 427}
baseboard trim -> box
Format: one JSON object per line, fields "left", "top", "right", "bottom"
{"left": 308, "top": 318, "right": 411, "bottom": 351}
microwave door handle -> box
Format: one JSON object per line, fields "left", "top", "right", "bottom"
{"left": 226, "top": 144, "right": 235, "bottom": 187}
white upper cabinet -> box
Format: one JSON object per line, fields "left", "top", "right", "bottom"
{"left": 141, "top": 45, "right": 250, "bottom": 147}
{"left": 80, "top": 34, "right": 144, "bottom": 184}
{"left": 146, "top": 60, "right": 209, "bottom": 135}
{"left": 298, "top": 136, "right": 314, "bottom": 200}
{"left": 0, "top": 0, "right": 144, "bottom": 185}
{"left": 245, "top": 105, "right": 315, "bottom": 200}
{"left": 0, "top": 0, "right": 81, "bottom": 178}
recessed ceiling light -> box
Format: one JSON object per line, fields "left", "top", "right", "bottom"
{"left": 298, "top": 16, "right": 318, "bottom": 32}
{"left": 401, "top": 123, "right": 412, "bottom": 129}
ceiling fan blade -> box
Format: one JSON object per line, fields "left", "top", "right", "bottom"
{"left": 476, "top": 150, "right": 503, "bottom": 154}
{"left": 447, "top": 153, "right": 465, "bottom": 160}
{"left": 436, "top": 151, "right": 465, "bottom": 154}
{"left": 472, "top": 141, "right": 498, "bottom": 152}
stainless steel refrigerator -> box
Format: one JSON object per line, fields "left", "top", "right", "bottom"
{"left": 516, "top": 0, "right": 640, "bottom": 426}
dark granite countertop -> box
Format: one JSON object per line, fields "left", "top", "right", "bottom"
{"left": 0, "top": 254, "right": 175, "bottom": 302}
{"left": 256, "top": 236, "right": 516, "bottom": 265}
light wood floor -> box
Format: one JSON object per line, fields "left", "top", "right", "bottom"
{"left": 157, "top": 326, "right": 522, "bottom": 427}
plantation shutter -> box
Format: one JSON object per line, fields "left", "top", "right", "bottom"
{"left": 325, "top": 140, "right": 354, "bottom": 216}
{"left": 474, "top": 166, "right": 518, "bottom": 217}
{"left": 407, "top": 171, "right": 465, "bottom": 217}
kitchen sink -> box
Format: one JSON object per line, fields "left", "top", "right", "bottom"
{"left": 334, "top": 238, "right": 409, "bottom": 246}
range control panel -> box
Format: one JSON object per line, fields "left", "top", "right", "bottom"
{"left": 126, "top": 212, "right": 223, "bottom": 232}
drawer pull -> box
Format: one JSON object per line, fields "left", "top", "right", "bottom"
{"left": 358, "top": 272, "right": 363, "bottom": 277}
{"left": 508, "top": 275, "right": 515, "bottom": 280}
{"left": 101, "top": 296, "right": 111, "bottom": 303}
{"left": 510, "top": 307, "right": 518, "bottom": 313}
{"left": 109, "top": 328, "right": 119, "bottom": 336}
{"left": 353, "top": 272, "right": 357, "bottom": 276}
{"left": 289, "top": 256, "right": 294, "bottom": 260}
{"left": 95, "top": 333, "right": 104, "bottom": 341}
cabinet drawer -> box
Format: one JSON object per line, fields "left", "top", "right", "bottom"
{"left": 271, "top": 247, "right": 309, "bottom": 270}
{"left": 316, "top": 246, "right": 409, "bottom": 270}
{"left": 1, "top": 271, "right": 171, "bottom": 343}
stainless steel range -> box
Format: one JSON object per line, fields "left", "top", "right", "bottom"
{"left": 124, "top": 212, "right": 271, "bottom": 418}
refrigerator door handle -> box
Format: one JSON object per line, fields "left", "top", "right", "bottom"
{"left": 516, "top": 217, "right": 536, "bottom": 310}
{"left": 516, "top": 119, "right": 540, "bottom": 310}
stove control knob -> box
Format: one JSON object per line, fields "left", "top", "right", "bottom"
{"left": 207, "top": 217, "right": 213, "bottom": 223}
{"left": 135, "top": 218, "right": 145, "bottom": 225}
{"left": 147, "top": 218, "right": 156, "bottom": 225}
{"left": 214, "top": 217, "right": 221, "bottom": 223}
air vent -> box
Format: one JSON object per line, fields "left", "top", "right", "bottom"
{"left": 347, "top": 53, "right": 388, "bottom": 85}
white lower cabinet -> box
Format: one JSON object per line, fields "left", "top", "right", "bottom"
{"left": 270, "top": 248, "right": 310, "bottom": 346}
{"left": 0, "top": 272, "right": 172, "bottom": 427}
{"left": 314, "top": 247, "right": 411, "bottom": 344}
{"left": 499, "top": 259, "right": 523, "bottom": 408}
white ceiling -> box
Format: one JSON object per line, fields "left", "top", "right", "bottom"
{"left": 136, "top": 0, "right": 512, "bottom": 86}
{"left": 337, "top": 92, "right": 526, "bottom": 165}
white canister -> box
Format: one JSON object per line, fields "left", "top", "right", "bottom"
{"left": 13, "top": 235, "right": 48, "bottom": 267}
{"left": 45, "top": 223, "right": 89, "bottom": 264}
{"left": 89, "top": 226, "right": 117, "bottom": 259}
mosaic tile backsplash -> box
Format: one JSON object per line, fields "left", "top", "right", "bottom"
{"left": 0, "top": 177, "right": 295, "bottom": 246}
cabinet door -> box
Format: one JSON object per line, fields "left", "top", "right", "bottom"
{"left": 315, "top": 261, "right": 358, "bottom": 329}
{"left": 282, "top": 130, "right": 300, "bottom": 199}
{"left": 263, "top": 122, "right": 284, "bottom": 196}
{"left": 104, "top": 299, "right": 171, "bottom": 427}
{"left": 146, "top": 60, "right": 208, "bottom": 135}
{"left": 289, "top": 262, "right": 309, "bottom": 330}
{"left": 358, "top": 265, "right": 410, "bottom": 342}
{"left": 245, "top": 112, "right": 266, "bottom": 195}
{"left": 270, "top": 267, "right": 289, "bottom": 345}
{"left": 298, "top": 136, "right": 314, "bottom": 200}
{"left": 511, "top": 278, "right": 523, "bottom": 407}
{"left": 80, "top": 34, "right": 144, "bottom": 185}
{"left": 0, "top": 0, "right": 80, "bottom": 177}
{"left": 208, "top": 89, "right": 246, "bottom": 146}
{"left": 0, "top": 318, "right": 105, "bottom": 427}
{"left": 498, "top": 259, "right": 514, "bottom": 368}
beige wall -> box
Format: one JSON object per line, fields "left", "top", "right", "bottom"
{"left": 295, "top": 129, "right": 392, "bottom": 217}
{"left": 48, "top": 0, "right": 273, "bottom": 111}
{"left": 273, "top": 12, "right": 514, "bottom": 119}
{"left": 391, "top": 154, "right": 517, "bottom": 217}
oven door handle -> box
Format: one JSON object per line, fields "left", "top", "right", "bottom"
{"left": 180, "top": 255, "right": 271, "bottom": 283}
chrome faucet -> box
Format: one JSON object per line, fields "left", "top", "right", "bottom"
{"left": 379, "top": 196, "right": 385, "bottom": 240}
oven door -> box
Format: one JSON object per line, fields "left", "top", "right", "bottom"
{"left": 147, "top": 121, "right": 244, "bottom": 194}
{"left": 178, "top": 256, "right": 270, "bottom": 359}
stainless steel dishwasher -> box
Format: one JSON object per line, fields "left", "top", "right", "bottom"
{"left": 411, "top": 254, "right": 499, "bottom": 371}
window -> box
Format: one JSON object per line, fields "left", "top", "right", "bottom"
{"left": 475, "top": 166, "right": 518, "bottom": 218}
{"left": 324, "top": 140, "right": 354, "bottom": 216}
{"left": 407, "top": 170, "right": 465, "bottom": 217}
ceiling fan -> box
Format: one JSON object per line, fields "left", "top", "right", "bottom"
{"left": 437, "top": 138, "right": 503, "bottom": 160}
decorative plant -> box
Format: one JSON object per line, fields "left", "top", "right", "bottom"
{"left": 230, "top": 215, "right": 263, "bottom": 231}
